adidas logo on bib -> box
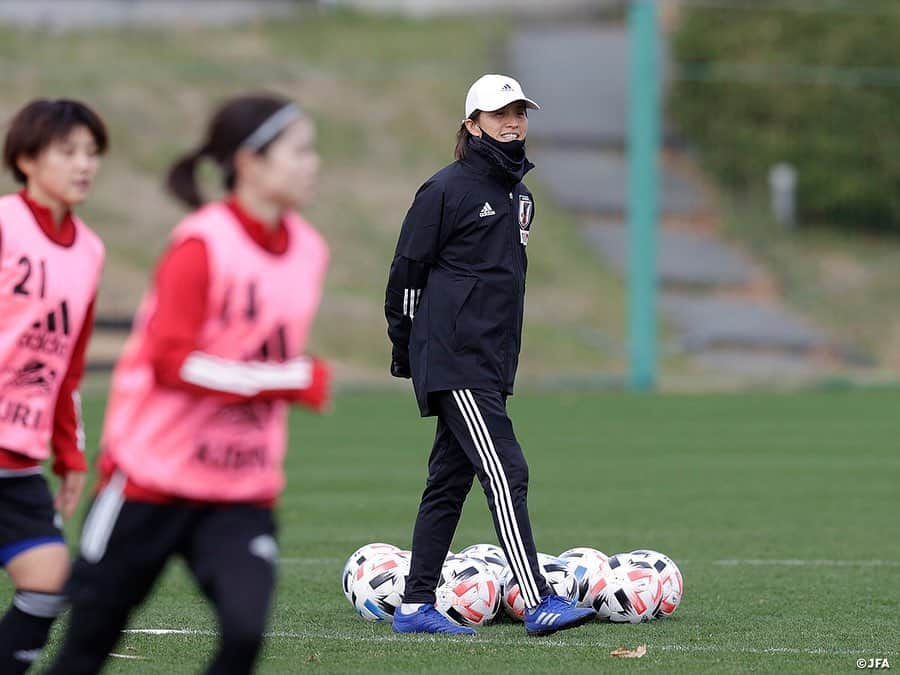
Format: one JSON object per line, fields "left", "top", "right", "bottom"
{"left": 479, "top": 202, "right": 495, "bottom": 218}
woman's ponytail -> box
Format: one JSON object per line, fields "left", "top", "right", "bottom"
{"left": 165, "top": 147, "right": 206, "bottom": 209}
{"left": 165, "top": 94, "right": 293, "bottom": 210}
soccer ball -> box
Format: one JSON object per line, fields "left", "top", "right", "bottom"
{"left": 538, "top": 552, "right": 579, "bottom": 601}
{"left": 351, "top": 552, "right": 409, "bottom": 622}
{"left": 629, "top": 549, "right": 683, "bottom": 618}
{"left": 591, "top": 554, "right": 662, "bottom": 624}
{"left": 435, "top": 556, "right": 501, "bottom": 626}
{"left": 459, "top": 543, "right": 507, "bottom": 570}
{"left": 559, "top": 546, "right": 608, "bottom": 568}
{"left": 458, "top": 544, "right": 508, "bottom": 592}
{"left": 558, "top": 547, "right": 609, "bottom": 608}
{"left": 341, "top": 542, "right": 400, "bottom": 604}
{"left": 502, "top": 553, "right": 578, "bottom": 621}
{"left": 341, "top": 543, "right": 400, "bottom": 604}
{"left": 500, "top": 568, "right": 526, "bottom": 620}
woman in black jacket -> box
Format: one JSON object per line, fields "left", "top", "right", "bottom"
{"left": 385, "top": 74, "right": 595, "bottom": 637}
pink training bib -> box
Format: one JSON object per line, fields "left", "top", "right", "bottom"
{"left": 0, "top": 193, "right": 104, "bottom": 460}
{"left": 102, "top": 202, "right": 328, "bottom": 502}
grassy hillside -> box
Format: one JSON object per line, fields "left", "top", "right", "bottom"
{"left": 0, "top": 9, "right": 627, "bottom": 384}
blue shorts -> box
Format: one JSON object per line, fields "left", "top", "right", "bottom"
{"left": 0, "top": 474, "right": 64, "bottom": 566}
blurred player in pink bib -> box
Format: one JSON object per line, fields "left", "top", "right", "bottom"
{"left": 46, "top": 93, "right": 330, "bottom": 675}
{"left": 0, "top": 99, "right": 107, "bottom": 674}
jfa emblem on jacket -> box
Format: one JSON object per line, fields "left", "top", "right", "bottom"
{"left": 518, "top": 195, "right": 533, "bottom": 245}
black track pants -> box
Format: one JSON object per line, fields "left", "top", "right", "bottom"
{"left": 44, "top": 483, "right": 276, "bottom": 675}
{"left": 403, "top": 389, "right": 550, "bottom": 607}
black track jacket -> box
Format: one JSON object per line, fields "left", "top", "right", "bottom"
{"left": 385, "top": 143, "right": 536, "bottom": 416}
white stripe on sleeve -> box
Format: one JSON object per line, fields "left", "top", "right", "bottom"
{"left": 80, "top": 471, "right": 126, "bottom": 564}
{"left": 73, "top": 390, "right": 85, "bottom": 453}
{"left": 180, "top": 353, "right": 312, "bottom": 397}
{"left": 403, "top": 288, "right": 423, "bottom": 319}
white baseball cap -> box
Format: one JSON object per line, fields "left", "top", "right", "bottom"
{"left": 464, "top": 74, "right": 541, "bottom": 119}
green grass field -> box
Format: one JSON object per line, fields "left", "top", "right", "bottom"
{"left": 3, "top": 387, "right": 898, "bottom": 673}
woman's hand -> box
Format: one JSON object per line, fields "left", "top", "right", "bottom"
{"left": 55, "top": 470, "right": 87, "bottom": 520}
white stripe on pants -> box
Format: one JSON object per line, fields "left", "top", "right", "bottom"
{"left": 452, "top": 389, "right": 542, "bottom": 607}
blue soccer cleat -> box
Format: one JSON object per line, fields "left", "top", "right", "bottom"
{"left": 524, "top": 594, "right": 596, "bottom": 637}
{"left": 392, "top": 604, "right": 476, "bottom": 636}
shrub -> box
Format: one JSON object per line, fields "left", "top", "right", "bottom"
{"left": 669, "top": 3, "right": 900, "bottom": 231}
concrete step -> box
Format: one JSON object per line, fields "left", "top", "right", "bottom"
{"left": 581, "top": 220, "right": 755, "bottom": 288}
{"left": 660, "top": 293, "right": 823, "bottom": 354}
{"left": 510, "top": 19, "right": 837, "bottom": 377}
{"left": 683, "top": 349, "right": 828, "bottom": 378}
{"left": 532, "top": 147, "right": 707, "bottom": 216}
{"left": 511, "top": 25, "right": 671, "bottom": 146}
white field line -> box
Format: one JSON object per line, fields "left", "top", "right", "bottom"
{"left": 109, "top": 653, "right": 147, "bottom": 660}
{"left": 712, "top": 559, "right": 900, "bottom": 567}
{"left": 125, "top": 629, "right": 217, "bottom": 636}
{"left": 122, "top": 628, "right": 896, "bottom": 658}
{"left": 278, "top": 557, "right": 900, "bottom": 568}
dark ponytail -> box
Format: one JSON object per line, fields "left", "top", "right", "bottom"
{"left": 165, "top": 93, "right": 293, "bottom": 209}
{"left": 166, "top": 147, "right": 207, "bottom": 209}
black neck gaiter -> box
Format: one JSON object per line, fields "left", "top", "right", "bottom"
{"left": 468, "top": 133, "right": 534, "bottom": 184}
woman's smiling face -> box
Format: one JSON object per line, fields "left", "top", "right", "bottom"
{"left": 465, "top": 101, "right": 529, "bottom": 143}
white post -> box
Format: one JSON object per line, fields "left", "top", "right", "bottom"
{"left": 769, "top": 162, "right": 797, "bottom": 229}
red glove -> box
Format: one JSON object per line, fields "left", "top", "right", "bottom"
{"left": 293, "top": 358, "right": 331, "bottom": 413}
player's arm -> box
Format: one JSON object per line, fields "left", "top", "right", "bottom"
{"left": 385, "top": 179, "right": 445, "bottom": 378}
{"left": 50, "top": 296, "right": 94, "bottom": 518}
{"left": 148, "top": 238, "right": 330, "bottom": 412}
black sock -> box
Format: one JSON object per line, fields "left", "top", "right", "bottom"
{"left": 0, "top": 604, "right": 55, "bottom": 674}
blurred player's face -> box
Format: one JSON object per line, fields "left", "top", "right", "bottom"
{"left": 249, "top": 117, "right": 320, "bottom": 211}
{"left": 17, "top": 125, "right": 101, "bottom": 213}
{"left": 465, "top": 101, "right": 529, "bottom": 143}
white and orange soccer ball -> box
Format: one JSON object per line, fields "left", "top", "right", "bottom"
{"left": 629, "top": 549, "right": 684, "bottom": 618}
{"left": 350, "top": 551, "right": 409, "bottom": 622}
{"left": 502, "top": 553, "right": 578, "bottom": 621}
{"left": 558, "top": 547, "right": 609, "bottom": 608}
{"left": 591, "top": 554, "right": 663, "bottom": 624}
{"left": 341, "top": 542, "right": 401, "bottom": 604}
{"left": 435, "top": 556, "right": 501, "bottom": 626}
